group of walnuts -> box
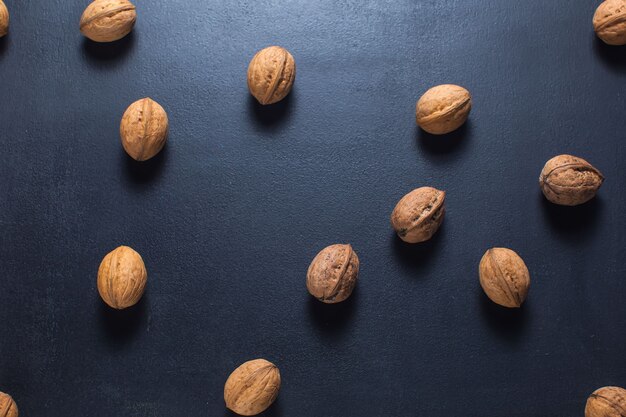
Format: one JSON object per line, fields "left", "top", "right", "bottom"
{"left": 0, "top": 0, "right": 625, "bottom": 415}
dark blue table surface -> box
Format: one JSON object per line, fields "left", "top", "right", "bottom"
{"left": 1, "top": 1, "right": 625, "bottom": 416}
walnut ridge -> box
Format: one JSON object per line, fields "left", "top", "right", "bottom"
{"left": 247, "top": 46, "right": 296, "bottom": 105}
{"left": 479, "top": 248, "right": 530, "bottom": 308}
{"left": 224, "top": 359, "right": 281, "bottom": 416}
{"left": 594, "top": 0, "right": 626, "bottom": 45}
{"left": 391, "top": 187, "right": 446, "bottom": 243}
{"left": 120, "top": 98, "right": 169, "bottom": 161}
{"left": 539, "top": 154, "right": 604, "bottom": 206}
{"left": 307, "top": 244, "right": 359, "bottom": 303}
{"left": 0, "top": 0, "right": 9, "bottom": 38}
{"left": 97, "top": 245, "right": 147, "bottom": 309}
{"left": 416, "top": 84, "right": 472, "bottom": 135}
{"left": 585, "top": 386, "right": 626, "bottom": 417}
{"left": 80, "top": 0, "right": 136, "bottom": 43}
{"left": 0, "top": 392, "right": 17, "bottom": 417}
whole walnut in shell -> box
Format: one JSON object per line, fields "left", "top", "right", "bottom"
{"left": 539, "top": 154, "right": 604, "bottom": 206}
{"left": 0, "top": 1, "right": 9, "bottom": 38}
{"left": 120, "top": 98, "right": 169, "bottom": 161}
{"left": 594, "top": 0, "right": 626, "bottom": 45}
{"left": 586, "top": 386, "right": 626, "bottom": 417}
{"left": 307, "top": 244, "right": 359, "bottom": 303}
{"left": 479, "top": 248, "right": 530, "bottom": 308}
{"left": 416, "top": 84, "right": 472, "bottom": 135}
{"left": 0, "top": 392, "right": 18, "bottom": 417}
{"left": 391, "top": 187, "right": 445, "bottom": 243}
{"left": 80, "top": 0, "right": 136, "bottom": 43}
{"left": 224, "top": 359, "right": 281, "bottom": 416}
{"left": 247, "top": 46, "right": 296, "bottom": 105}
{"left": 97, "top": 245, "right": 147, "bottom": 309}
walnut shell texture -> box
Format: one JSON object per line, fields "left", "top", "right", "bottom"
{"left": 0, "top": 1, "right": 9, "bottom": 38}
{"left": 416, "top": 84, "right": 472, "bottom": 135}
{"left": 0, "top": 392, "right": 18, "bottom": 417}
{"left": 391, "top": 187, "right": 446, "bottom": 243}
{"left": 224, "top": 359, "right": 281, "bottom": 416}
{"left": 247, "top": 46, "right": 296, "bottom": 105}
{"left": 539, "top": 154, "right": 604, "bottom": 206}
{"left": 97, "top": 245, "right": 147, "bottom": 309}
{"left": 120, "top": 97, "right": 169, "bottom": 161}
{"left": 80, "top": 0, "right": 136, "bottom": 43}
{"left": 594, "top": 0, "right": 626, "bottom": 45}
{"left": 586, "top": 386, "right": 626, "bottom": 417}
{"left": 479, "top": 248, "right": 530, "bottom": 308}
{"left": 307, "top": 244, "right": 359, "bottom": 303}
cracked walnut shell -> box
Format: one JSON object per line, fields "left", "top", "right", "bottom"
{"left": 247, "top": 46, "right": 296, "bottom": 105}
{"left": 539, "top": 154, "right": 604, "bottom": 206}
{"left": 97, "top": 245, "right": 147, "bottom": 309}
{"left": 391, "top": 187, "right": 445, "bottom": 243}
{"left": 0, "top": 392, "right": 17, "bottom": 417}
{"left": 594, "top": 0, "right": 626, "bottom": 46}
{"left": 307, "top": 244, "right": 359, "bottom": 303}
{"left": 80, "top": 0, "right": 136, "bottom": 43}
{"left": 586, "top": 386, "right": 626, "bottom": 417}
{"left": 120, "top": 98, "right": 169, "bottom": 161}
{"left": 0, "top": 1, "right": 9, "bottom": 38}
{"left": 224, "top": 359, "right": 281, "bottom": 416}
{"left": 479, "top": 248, "right": 530, "bottom": 308}
{"left": 416, "top": 84, "right": 472, "bottom": 135}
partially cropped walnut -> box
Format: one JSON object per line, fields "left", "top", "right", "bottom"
{"left": 307, "top": 244, "right": 359, "bottom": 303}
{"left": 247, "top": 46, "right": 296, "bottom": 105}
{"left": 479, "top": 248, "right": 530, "bottom": 308}
{"left": 97, "top": 245, "right": 147, "bottom": 309}
{"left": 0, "top": 392, "right": 18, "bottom": 417}
{"left": 120, "top": 98, "right": 169, "bottom": 161}
{"left": 391, "top": 187, "right": 445, "bottom": 243}
{"left": 416, "top": 84, "right": 472, "bottom": 135}
{"left": 0, "top": 1, "right": 9, "bottom": 38}
{"left": 224, "top": 359, "right": 281, "bottom": 416}
{"left": 80, "top": 0, "right": 136, "bottom": 43}
{"left": 594, "top": 0, "right": 626, "bottom": 46}
{"left": 539, "top": 154, "right": 604, "bottom": 206}
{"left": 585, "top": 386, "right": 626, "bottom": 417}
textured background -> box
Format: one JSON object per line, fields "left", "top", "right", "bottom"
{"left": 0, "top": 1, "right": 625, "bottom": 416}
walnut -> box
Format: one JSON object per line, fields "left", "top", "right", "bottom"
{"left": 391, "top": 187, "right": 446, "bottom": 243}
{"left": 307, "top": 244, "right": 359, "bottom": 303}
{"left": 416, "top": 84, "right": 472, "bottom": 135}
{"left": 0, "top": 1, "right": 9, "bottom": 38}
{"left": 80, "top": 0, "right": 136, "bottom": 43}
{"left": 479, "top": 248, "right": 530, "bottom": 308}
{"left": 97, "top": 245, "right": 147, "bottom": 309}
{"left": 224, "top": 359, "right": 281, "bottom": 416}
{"left": 594, "top": 0, "right": 626, "bottom": 46}
{"left": 586, "top": 386, "right": 626, "bottom": 417}
{"left": 539, "top": 154, "right": 604, "bottom": 206}
{"left": 247, "top": 46, "right": 296, "bottom": 105}
{"left": 0, "top": 392, "right": 18, "bottom": 417}
{"left": 120, "top": 98, "right": 169, "bottom": 161}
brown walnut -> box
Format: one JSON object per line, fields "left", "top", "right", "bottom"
{"left": 0, "top": 392, "right": 17, "bottom": 417}
{"left": 307, "top": 244, "right": 359, "bottom": 303}
{"left": 594, "top": 0, "right": 626, "bottom": 46}
{"left": 586, "top": 386, "right": 626, "bottom": 417}
{"left": 247, "top": 46, "right": 296, "bottom": 105}
{"left": 224, "top": 359, "right": 281, "bottom": 416}
{"left": 0, "top": 1, "right": 9, "bottom": 38}
{"left": 391, "top": 187, "right": 445, "bottom": 243}
{"left": 539, "top": 154, "right": 604, "bottom": 206}
{"left": 416, "top": 84, "right": 472, "bottom": 135}
{"left": 120, "top": 97, "right": 169, "bottom": 161}
{"left": 97, "top": 245, "right": 147, "bottom": 309}
{"left": 80, "top": 0, "right": 136, "bottom": 43}
{"left": 479, "top": 248, "right": 530, "bottom": 308}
